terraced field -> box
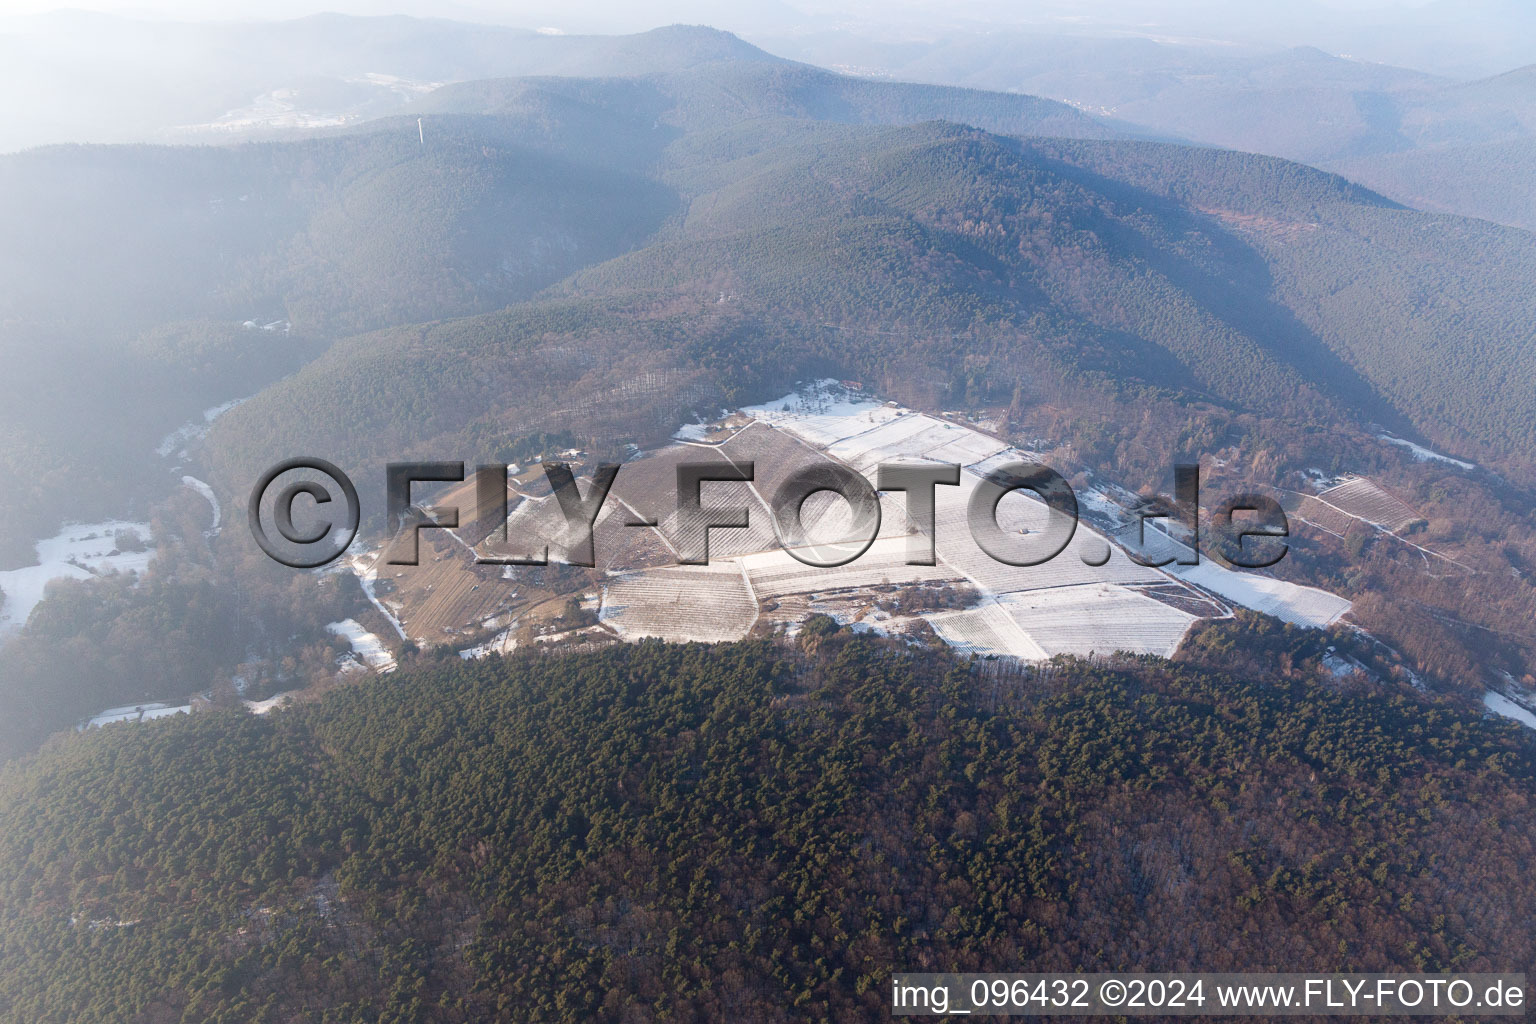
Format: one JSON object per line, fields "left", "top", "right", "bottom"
{"left": 1314, "top": 477, "right": 1421, "bottom": 533}
{"left": 933, "top": 483, "right": 1168, "bottom": 594}
{"left": 1282, "top": 492, "right": 1360, "bottom": 537}
{"left": 791, "top": 489, "right": 912, "bottom": 553}
{"left": 740, "top": 536, "right": 961, "bottom": 598}
{"left": 994, "top": 584, "right": 1197, "bottom": 659}
{"left": 374, "top": 532, "right": 519, "bottom": 643}
{"left": 599, "top": 562, "right": 759, "bottom": 643}
{"left": 354, "top": 382, "right": 1359, "bottom": 661}
{"left": 826, "top": 413, "right": 1008, "bottom": 472}
{"left": 610, "top": 442, "right": 741, "bottom": 528}
{"left": 589, "top": 504, "right": 678, "bottom": 573}
{"left": 716, "top": 421, "right": 832, "bottom": 507}
{"left": 924, "top": 601, "right": 1049, "bottom": 660}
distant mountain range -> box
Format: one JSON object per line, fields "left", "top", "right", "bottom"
{"left": 0, "top": 27, "right": 1531, "bottom": 541}
{"left": 763, "top": 29, "right": 1536, "bottom": 232}
{"left": 7, "top": 12, "right": 1536, "bottom": 230}
{"left": 4, "top": 30, "right": 1535, "bottom": 564}
{"left": 0, "top": 17, "right": 779, "bottom": 152}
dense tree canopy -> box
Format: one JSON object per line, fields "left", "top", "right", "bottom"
{"left": 1, "top": 629, "right": 1532, "bottom": 1022}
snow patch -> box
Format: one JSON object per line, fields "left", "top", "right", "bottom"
{"left": 83, "top": 703, "right": 190, "bottom": 729}
{"left": 925, "top": 600, "right": 1049, "bottom": 660}
{"left": 0, "top": 521, "right": 155, "bottom": 641}
{"left": 459, "top": 629, "right": 517, "bottom": 660}
{"left": 600, "top": 563, "right": 757, "bottom": 643}
{"left": 326, "top": 619, "right": 398, "bottom": 673}
{"left": 1170, "top": 561, "right": 1350, "bottom": 628}
{"left": 995, "top": 584, "right": 1197, "bottom": 659}
{"left": 181, "top": 476, "right": 221, "bottom": 534}
{"left": 739, "top": 380, "right": 901, "bottom": 448}
{"left": 1377, "top": 433, "right": 1474, "bottom": 470}
{"left": 243, "top": 691, "right": 300, "bottom": 715}
{"left": 1484, "top": 690, "right": 1536, "bottom": 731}
{"left": 155, "top": 395, "right": 251, "bottom": 459}
{"left": 347, "top": 555, "right": 408, "bottom": 641}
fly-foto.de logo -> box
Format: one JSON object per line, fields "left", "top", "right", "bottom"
{"left": 248, "top": 458, "right": 1290, "bottom": 571}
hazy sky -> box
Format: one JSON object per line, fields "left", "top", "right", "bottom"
{"left": 0, "top": 0, "right": 1446, "bottom": 20}
{"left": 1, "top": 0, "right": 1526, "bottom": 78}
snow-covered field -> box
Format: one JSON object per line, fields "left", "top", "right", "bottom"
{"left": 932, "top": 480, "right": 1165, "bottom": 595}
{"left": 243, "top": 692, "right": 300, "bottom": 715}
{"left": 327, "top": 619, "right": 398, "bottom": 673}
{"left": 740, "top": 536, "right": 958, "bottom": 598}
{"left": 600, "top": 563, "right": 758, "bottom": 643}
{"left": 741, "top": 386, "right": 905, "bottom": 447}
{"left": 741, "top": 380, "right": 1352, "bottom": 644}
{"left": 1168, "top": 561, "right": 1349, "bottom": 628}
{"left": 923, "top": 585, "right": 1196, "bottom": 662}
{"left": 1112, "top": 520, "right": 1350, "bottom": 628}
{"left": 994, "top": 584, "right": 1197, "bottom": 659}
{"left": 0, "top": 520, "right": 155, "bottom": 640}
{"left": 926, "top": 600, "right": 1049, "bottom": 660}
{"left": 82, "top": 703, "right": 190, "bottom": 729}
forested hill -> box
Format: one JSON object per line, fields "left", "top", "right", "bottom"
{"left": 0, "top": 128, "right": 675, "bottom": 336}
{"left": 777, "top": 29, "right": 1536, "bottom": 233}
{"left": 9, "top": 48, "right": 1536, "bottom": 565}
{"left": 203, "top": 114, "right": 1536, "bottom": 505}
{"left": 0, "top": 626, "right": 1531, "bottom": 1022}
{"left": 1011, "top": 137, "right": 1536, "bottom": 464}
{"left": 0, "top": 119, "right": 675, "bottom": 559}
{"left": 414, "top": 61, "right": 1115, "bottom": 140}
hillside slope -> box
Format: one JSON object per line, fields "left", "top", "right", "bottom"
{"left": 9, "top": 58, "right": 1536, "bottom": 569}
{"left": 0, "top": 632, "right": 1531, "bottom": 1021}
{"left": 205, "top": 118, "right": 1536, "bottom": 506}
{"left": 0, "top": 118, "right": 675, "bottom": 559}
{"left": 1013, "top": 137, "right": 1536, "bottom": 462}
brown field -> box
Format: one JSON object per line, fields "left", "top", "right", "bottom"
{"left": 1282, "top": 492, "right": 1360, "bottom": 537}
{"left": 379, "top": 530, "right": 553, "bottom": 645}
{"left": 1313, "top": 477, "right": 1422, "bottom": 533}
